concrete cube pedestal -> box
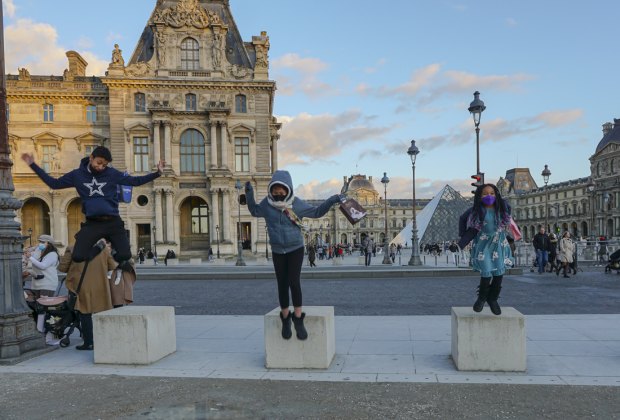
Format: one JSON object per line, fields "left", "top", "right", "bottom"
{"left": 451, "top": 307, "right": 526, "bottom": 372}
{"left": 189, "top": 258, "right": 202, "bottom": 265}
{"left": 167, "top": 259, "right": 179, "bottom": 266}
{"left": 332, "top": 258, "right": 343, "bottom": 266}
{"left": 265, "top": 306, "right": 335, "bottom": 369}
{"left": 93, "top": 306, "right": 176, "bottom": 365}
{"left": 358, "top": 256, "right": 366, "bottom": 265}
{"left": 211, "top": 258, "right": 226, "bottom": 265}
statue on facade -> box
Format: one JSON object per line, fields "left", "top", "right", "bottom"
{"left": 18, "top": 67, "right": 30, "bottom": 80}
{"left": 156, "top": 30, "right": 167, "bottom": 66}
{"left": 212, "top": 32, "right": 223, "bottom": 68}
{"left": 111, "top": 44, "right": 124, "bottom": 67}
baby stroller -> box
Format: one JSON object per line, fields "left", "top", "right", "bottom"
{"left": 27, "top": 243, "right": 101, "bottom": 347}
{"left": 605, "top": 249, "right": 620, "bottom": 274}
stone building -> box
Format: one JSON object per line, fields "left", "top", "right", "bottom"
{"left": 499, "top": 118, "right": 620, "bottom": 241}
{"left": 9, "top": 0, "right": 280, "bottom": 258}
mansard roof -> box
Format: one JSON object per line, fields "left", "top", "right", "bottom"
{"left": 595, "top": 119, "right": 620, "bottom": 154}
{"left": 129, "top": 0, "right": 253, "bottom": 69}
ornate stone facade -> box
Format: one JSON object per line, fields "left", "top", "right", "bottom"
{"left": 500, "top": 119, "right": 620, "bottom": 241}
{"left": 9, "top": 0, "right": 280, "bottom": 258}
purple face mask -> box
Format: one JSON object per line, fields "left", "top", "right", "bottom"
{"left": 481, "top": 195, "right": 496, "bottom": 206}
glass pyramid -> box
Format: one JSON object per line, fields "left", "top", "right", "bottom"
{"left": 391, "top": 185, "right": 472, "bottom": 246}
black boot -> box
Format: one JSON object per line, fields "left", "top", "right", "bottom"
{"left": 473, "top": 277, "right": 491, "bottom": 312}
{"left": 279, "top": 311, "right": 292, "bottom": 340}
{"left": 76, "top": 313, "right": 94, "bottom": 350}
{"left": 563, "top": 265, "right": 570, "bottom": 278}
{"left": 292, "top": 312, "right": 308, "bottom": 340}
{"left": 487, "top": 276, "right": 503, "bottom": 316}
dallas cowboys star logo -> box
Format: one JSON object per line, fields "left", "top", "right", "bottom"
{"left": 83, "top": 178, "right": 107, "bottom": 196}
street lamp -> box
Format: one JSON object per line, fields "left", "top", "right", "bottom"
{"left": 587, "top": 178, "right": 595, "bottom": 238}
{"left": 468, "top": 91, "right": 486, "bottom": 176}
{"left": 234, "top": 180, "right": 246, "bottom": 266}
{"left": 27, "top": 227, "right": 32, "bottom": 247}
{"left": 407, "top": 140, "right": 422, "bottom": 266}
{"left": 152, "top": 226, "right": 157, "bottom": 252}
{"left": 542, "top": 164, "right": 551, "bottom": 232}
{"left": 265, "top": 223, "right": 269, "bottom": 260}
{"left": 381, "top": 172, "right": 391, "bottom": 264}
{"left": 215, "top": 225, "right": 220, "bottom": 258}
{"left": 604, "top": 192, "right": 611, "bottom": 238}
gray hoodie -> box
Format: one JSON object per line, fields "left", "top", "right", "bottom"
{"left": 245, "top": 170, "right": 341, "bottom": 254}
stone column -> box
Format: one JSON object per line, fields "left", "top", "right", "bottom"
{"left": 49, "top": 191, "right": 60, "bottom": 242}
{"left": 154, "top": 188, "right": 164, "bottom": 243}
{"left": 165, "top": 189, "right": 175, "bottom": 243}
{"left": 271, "top": 135, "right": 279, "bottom": 171}
{"left": 220, "top": 122, "right": 229, "bottom": 169}
{"left": 210, "top": 122, "right": 218, "bottom": 168}
{"left": 210, "top": 189, "right": 220, "bottom": 241}
{"left": 58, "top": 210, "right": 68, "bottom": 249}
{"left": 153, "top": 121, "right": 161, "bottom": 168}
{"left": 163, "top": 122, "right": 172, "bottom": 166}
{"left": 222, "top": 188, "right": 231, "bottom": 241}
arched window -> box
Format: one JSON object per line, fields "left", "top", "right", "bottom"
{"left": 135, "top": 93, "right": 146, "bottom": 112}
{"left": 185, "top": 93, "right": 197, "bottom": 111}
{"left": 181, "top": 38, "right": 200, "bottom": 70}
{"left": 235, "top": 94, "right": 247, "bottom": 113}
{"left": 180, "top": 129, "right": 205, "bottom": 173}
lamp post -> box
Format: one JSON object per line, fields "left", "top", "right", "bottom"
{"left": 468, "top": 91, "right": 486, "bottom": 176}
{"left": 27, "top": 227, "right": 32, "bottom": 247}
{"left": 265, "top": 223, "right": 268, "bottom": 260}
{"left": 407, "top": 140, "right": 422, "bottom": 265}
{"left": 215, "top": 225, "right": 220, "bottom": 258}
{"left": 587, "top": 178, "right": 595, "bottom": 238}
{"left": 603, "top": 192, "right": 611, "bottom": 238}
{"left": 319, "top": 224, "right": 323, "bottom": 247}
{"left": 542, "top": 164, "right": 551, "bottom": 232}
{"left": 234, "top": 180, "right": 246, "bottom": 266}
{"left": 381, "top": 172, "right": 391, "bottom": 264}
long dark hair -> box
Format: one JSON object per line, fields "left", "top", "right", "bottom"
{"left": 471, "top": 183, "right": 511, "bottom": 227}
{"left": 40, "top": 242, "right": 59, "bottom": 262}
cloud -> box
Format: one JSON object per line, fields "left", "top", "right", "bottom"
{"left": 77, "top": 37, "right": 94, "bottom": 50}
{"left": 277, "top": 110, "right": 393, "bottom": 166}
{"left": 361, "top": 63, "right": 536, "bottom": 107}
{"left": 506, "top": 18, "right": 518, "bottom": 27}
{"left": 3, "top": 0, "right": 16, "bottom": 18}
{"left": 272, "top": 53, "right": 335, "bottom": 97}
{"left": 364, "top": 58, "right": 387, "bottom": 74}
{"left": 6, "top": 18, "right": 108, "bottom": 77}
{"left": 106, "top": 32, "right": 124, "bottom": 44}
{"left": 417, "top": 109, "right": 584, "bottom": 151}
{"left": 295, "top": 178, "right": 345, "bottom": 199}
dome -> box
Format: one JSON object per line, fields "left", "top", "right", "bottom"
{"left": 595, "top": 119, "right": 620, "bottom": 154}
{"left": 347, "top": 175, "right": 377, "bottom": 193}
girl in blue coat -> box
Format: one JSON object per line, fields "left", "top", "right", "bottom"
{"left": 245, "top": 170, "right": 342, "bottom": 340}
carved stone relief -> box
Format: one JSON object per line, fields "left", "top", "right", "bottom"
{"left": 152, "top": 0, "right": 224, "bottom": 29}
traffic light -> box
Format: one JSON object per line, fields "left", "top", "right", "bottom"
{"left": 471, "top": 173, "right": 484, "bottom": 195}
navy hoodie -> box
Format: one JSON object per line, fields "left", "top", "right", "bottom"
{"left": 30, "top": 157, "right": 160, "bottom": 217}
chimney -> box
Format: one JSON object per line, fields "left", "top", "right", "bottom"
{"left": 66, "top": 51, "right": 88, "bottom": 77}
{"left": 369, "top": 176, "right": 373, "bottom": 183}
{"left": 603, "top": 122, "right": 614, "bottom": 135}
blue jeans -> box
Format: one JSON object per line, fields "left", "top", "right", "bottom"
{"left": 536, "top": 249, "right": 548, "bottom": 273}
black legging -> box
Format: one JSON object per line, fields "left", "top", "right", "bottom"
{"left": 272, "top": 246, "right": 305, "bottom": 308}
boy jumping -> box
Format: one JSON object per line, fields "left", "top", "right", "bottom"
{"left": 22, "top": 146, "right": 163, "bottom": 271}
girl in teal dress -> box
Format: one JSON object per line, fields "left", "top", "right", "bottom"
{"left": 460, "top": 184, "right": 513, "bottom": 315}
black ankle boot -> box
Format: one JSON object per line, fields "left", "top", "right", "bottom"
{"left": 486, "top": 277, "right": 503, "bottom": 315}
{"left": 280, "top": 311, "right": 292, "bottom": 340}
{"left": 473, "top": 278, "right": 491, "bottom": 312}
{"left": 292, "top": 312, "right": 308, "bottom": 340}
{"left": 77, "top": 313, "right": 94, "bottom": 350}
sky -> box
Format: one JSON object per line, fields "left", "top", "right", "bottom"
{"left": 4, "top": 0, "right": 619, "bottom": 200}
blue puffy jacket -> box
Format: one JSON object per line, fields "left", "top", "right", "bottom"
{"left": 245, "top": 170, "right": 341, "bottom": 254}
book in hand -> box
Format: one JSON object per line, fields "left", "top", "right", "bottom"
{"left": 339, "top": 198, "right": 367, "bottom": 225}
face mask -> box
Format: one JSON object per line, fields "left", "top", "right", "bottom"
{"left": 38, "top": 244, "right": 46, "bottom": 251}
{"left": 481, "top": 195, "right": 496, "bottom": 206}
{"left": 273, "top": 195, "right": 286, "bottom": 202}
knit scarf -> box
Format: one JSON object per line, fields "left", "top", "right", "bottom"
{"left": 268, "top": 196, "right": 307, "bottom": 231}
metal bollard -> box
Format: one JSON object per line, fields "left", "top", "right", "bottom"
{"left": 435, "top": 255, "right": 437, "bottom": 266}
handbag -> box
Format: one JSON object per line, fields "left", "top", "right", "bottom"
{"left": 508, "top": 217, "right": 522, "bottom": 241}
{"left": 339, "top": 198, "right": 367, "bottom": 225}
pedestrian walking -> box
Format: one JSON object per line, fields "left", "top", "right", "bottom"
{"left": 459, "top": 184, "right": 514, "bottom": 315}
{"left": 308, "top": 245, "right": 317, "bottom": 267}
{"left": 532, "top": 227, "right": 550, "bottom": 274}
{"left": 245, "top": 170, "right": 343, "bottom": 341}
{"left": 363, "top": 236, "right": 374, "bottom": 266}
{"left": 557, "top": 231, "right": 575, "bottom": 278}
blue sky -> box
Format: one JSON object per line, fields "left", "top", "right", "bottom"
{"left": 4, "top": 0, "right": 619, "bottom": 199}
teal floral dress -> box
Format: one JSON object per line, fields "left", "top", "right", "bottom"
{"left": 470, "top": 208, "right": 514, "bottom": 277}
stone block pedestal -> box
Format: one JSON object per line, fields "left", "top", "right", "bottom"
{"left": 167, "top": 259, "right": 179, "bottom": 266}
{"left": 264, "top": 306, "right": 335, "bottom": 369}
{"left": 93, "top": 306, "right": 176, "bottom": 365}
{"left": 451, "top": 307, "right": 526, "bottom": 372}
{"left": 189, "top": 258, "right": 202, "bottom": 265}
